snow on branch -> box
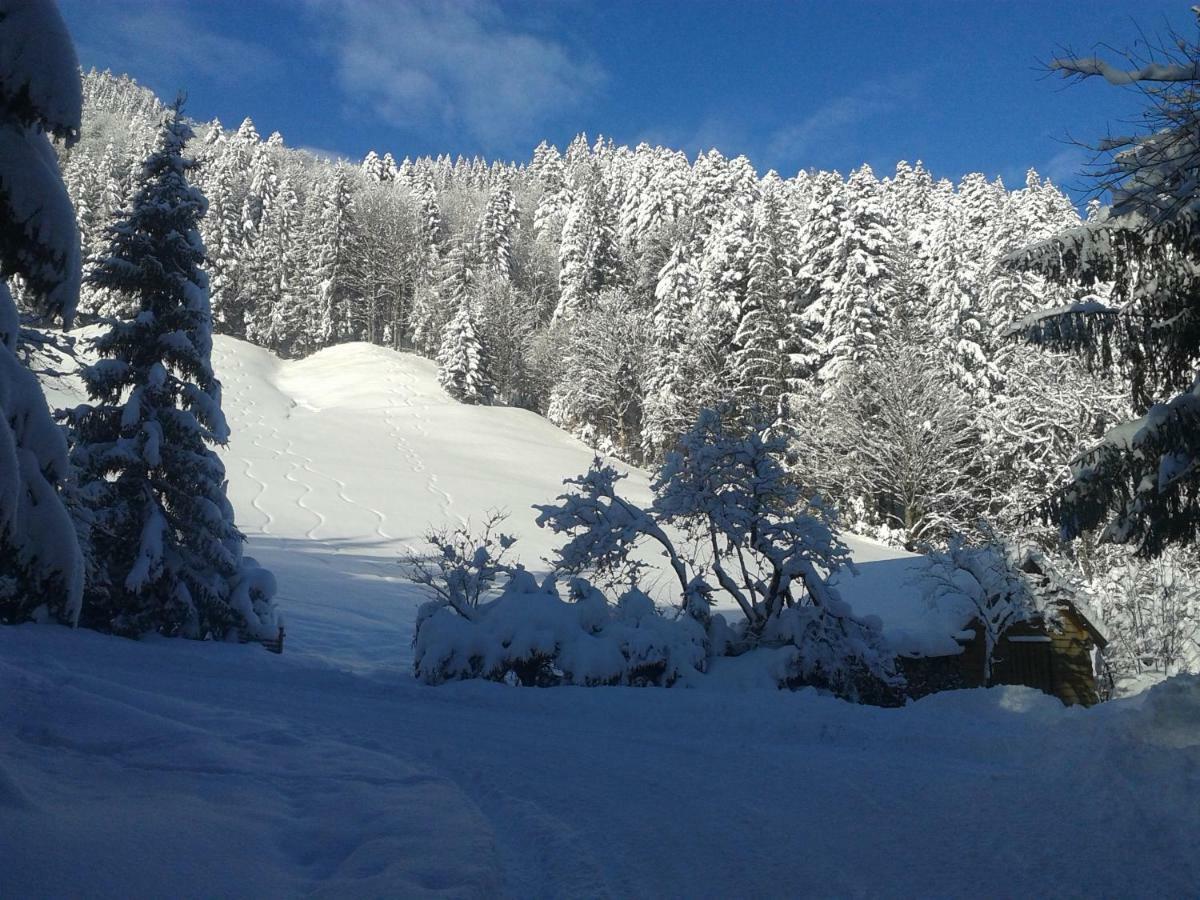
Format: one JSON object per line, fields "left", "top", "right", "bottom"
{"left": 1051, "top": 56, "right": 1200, "bottom": 85}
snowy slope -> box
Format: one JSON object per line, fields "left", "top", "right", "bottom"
{"left": 4, "top": 336, "right": 1199, "bottom": 898}
{"left": 213, "top": 336, "right": 945, "bottom": 664}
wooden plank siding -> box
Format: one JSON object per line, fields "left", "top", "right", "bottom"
{"left": 897, "top": 604, "right": 1104, "bottom": 707}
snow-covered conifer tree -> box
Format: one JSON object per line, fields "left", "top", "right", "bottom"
{"left": 1006, "top": 19, "right": 1200, "bottom": 555}
{"left": 0, "top": 0, "right": 84, "bottom": 625}
{"left": 796, "top": 165, "right": 897, "bottom": 387}
{"left": 243, "top": 162, "right": 303, "bottom": 354}
{"left": 68, "top": 102, "right": 276, "bottom": 639}
{"left": 552, "top": 168, "right": 622, "bottom": 324}
{"left": 476, "top": 180, "right": 518, "bottom": 280}
{"left": 531, "top": 141, "right": 571, "bottom": 241}
{"left": 309, "top": 163, "right": 359, "bottom": 345}
{"left": 729, "top": 181, "right": 796, "bottom": 420}
{"left": 642, "top": 242, "right": 699, "bottom": 459}
{"left": 437, "top": 297, "right": 494, "bottom": 405}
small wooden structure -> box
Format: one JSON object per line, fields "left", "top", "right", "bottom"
{"left": 902, "top": 561, "right": 1104, "bottom": 710}
{"left": 260, "top": 625, "right": 286, "bottom": 654}
{"left": 839, "top": 551, "right": 1109, "bottom": 707}
{"left": 943, "top": 597, "right": 1108, "bottom": 706}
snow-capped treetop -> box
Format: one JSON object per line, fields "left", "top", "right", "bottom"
{"left": 0, "top": 0, "right": 82, "bottom": 141}
{"left": 0, "top": 0, "right": 82, "bottom": 321}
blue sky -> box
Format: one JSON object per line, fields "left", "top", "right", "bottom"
{"left": 59, "top": 0, "right": 1187, "bottom": 195}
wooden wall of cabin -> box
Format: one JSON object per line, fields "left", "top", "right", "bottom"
{"left": 1047, "top": 607, "right": 1102, "bottom": 707}
{"left": 902, "top": 615, "right": 1102, "bottom": 707}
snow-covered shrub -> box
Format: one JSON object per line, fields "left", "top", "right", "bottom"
{"left": 761, "top": 601, "right": 901, "bottom": 702}
{"left": 413, "top": 570, "right": 707, "bottom": 687}
{"left": 923, "top": 530, "right": 1035, "bottom": 683}
{"left": 534, "top": 409, "right": 902, "bottom": 699}
{"left": 400, "top": 511, "right": 517, "bottom": 619}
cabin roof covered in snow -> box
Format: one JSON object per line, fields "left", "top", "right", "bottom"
{"left": 831, "top": 538, "right": 977, "bottom": 658}
{"left": 832, "top": 537, "right": 1109, "bottom": 657}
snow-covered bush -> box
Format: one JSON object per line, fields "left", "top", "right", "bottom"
{"left": 413, "top": 569, "right": 707, "bottom": 687}
{"left": 923, "top": 530, "right": 1036, "bottom": 683}
{"left": 762, "top": 601, "right": 899, "bottom": 703}
{"left": 494, "top": 409, "right": 901, "bottom": 698}
{"left": 405, "top": 410, "right": 901, "bottom": 697}
{"left": 400, "top": 511, "right": 517, "bottom": 619}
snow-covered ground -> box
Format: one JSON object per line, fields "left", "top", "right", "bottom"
{"left": 4, "top": 336, "right": 1199, "bottom": 897}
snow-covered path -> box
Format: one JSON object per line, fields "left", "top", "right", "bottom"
{"left": 4, "top": 337, "right": 1199, "bottom": 898}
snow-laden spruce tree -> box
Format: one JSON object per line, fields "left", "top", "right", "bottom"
{"left": 436, "top": 297, "right": 494, "bottom": 405}
{"left": 795, "top": 165, "right": 898, "bottom": 387}
{"left": 642, "top": 242, "right": 699, "bottom": 460}
{"left": 0, "top": 0, "right": 85, "bottom": 625}
{"left": 68, "top": 102, "right": 276, "bottom": 639}
{"left": 548, "top": 288, "right": 652, "bottom": 461}
{"left": 1006, "top": 17, "right": 1200, "bottom": 556}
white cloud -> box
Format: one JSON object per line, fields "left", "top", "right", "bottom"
{"left": 1039, "top": 145, "right": 1091, "bottom": 191}
{"left": 65, "top": 0, "right": 283, "bottom": 90}
{"left": 307, "top": 0, "right": 605, "bottom": 151}
{"left": 766, "top": 75, "right": 924, "bottom": 169}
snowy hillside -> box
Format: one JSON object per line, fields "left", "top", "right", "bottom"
{"left": 4, "top": 335, "right": 1199, "bottom": 897}
{"left": 212, "top": 335, "right": 932, "bottom": 666}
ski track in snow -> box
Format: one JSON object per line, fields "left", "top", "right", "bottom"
{"left": 384, "top": 367, "right": 466, "bottom": 529}
{"left": 219, "top": 344, "right": 396, "bottom": 549}
{"left": 225, "top": 351, "right": 275, "bottom": 535}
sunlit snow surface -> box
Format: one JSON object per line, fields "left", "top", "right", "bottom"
{"left": 4, "top": 336, "right": 1199, "bottom": 898}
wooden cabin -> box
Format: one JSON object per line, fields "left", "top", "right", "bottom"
{"left": 833, "top": 545, "right": 1109, "bottom": 706}
{"left": 947, "top": 595, "right": 1109, "bottom": 706}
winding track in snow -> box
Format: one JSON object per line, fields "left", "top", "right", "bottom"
{"left": 385, "top": 365, "right": 465, "bottom": 528}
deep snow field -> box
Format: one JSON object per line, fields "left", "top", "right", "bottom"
{"left": 3, "top": 336, "right": 1199, "bottom": 898}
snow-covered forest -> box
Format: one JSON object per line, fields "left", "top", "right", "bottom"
{"left": 45, "top": 69, "right": 1199, "bottom": 680}
{"left": 4, "top": 1, "right": 1200, "bottom": 894}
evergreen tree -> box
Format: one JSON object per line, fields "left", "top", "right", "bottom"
{"left": 1008, "top": 21, "right": 1200, "bottom": 556}
{"left": 198, "top": 129, "right": 247, "bottom": 336}
{"left": 68, "top": 103, "right": 275, "bottom": 639}
{"left": 552, "top": 168, "right": 622, "bottom": 324}
{"left": 729, "top": 181, "right": 797, "bottom": 420}
{"left": 797, "top": 166, "right": 897, "bottom": 387}
{"left": 244, "top": 163, "right": 303, "bottom": 354}
{"left": 531, "top": 141, "right": 571, "bottom": 241}
{"left": 437, "top": 298, "right": 494, "bottom": 405}
{"left": 476, "top": 180, "right": 518, "bottom": 280}
{"left": 0, "top": 0, "right": 84, "bottom": 625}
{"left": 642, "top": 242, "right": 699, "bottom": 459}
{"left": 309, "top": 163, "right": 359, "bottom": 346}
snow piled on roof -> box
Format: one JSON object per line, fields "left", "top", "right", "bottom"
{"left": 830, "top": 543, "right": 974, "bottom": 657}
